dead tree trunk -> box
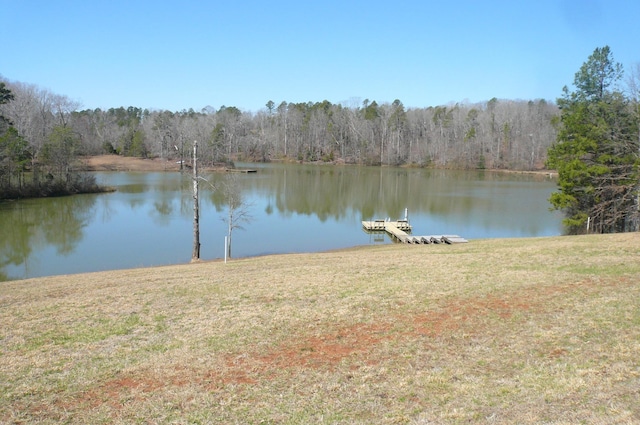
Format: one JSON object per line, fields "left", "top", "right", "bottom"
{"left": 192, "top": 141, "right": 200, "bottom": 261}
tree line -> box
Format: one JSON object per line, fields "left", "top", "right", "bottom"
{"left": 1, "top": 76, "right": 561, "bottom": 195}
{"left": 71, "top": 98, "right": 559, "bottom": 170}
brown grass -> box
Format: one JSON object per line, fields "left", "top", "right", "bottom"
{"left": 1, "top": 234, "right": 639, "bottom": 424}
{"left": 81, "top": 155, "right": 182, "bottom": 172}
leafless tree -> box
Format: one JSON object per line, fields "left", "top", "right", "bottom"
{"left": 192, "top": 141, "right": 200, "bottom": 261}
{"left": 220, "top": 173, "right": 253, "bottom": 259}
{"left": 3, "top": 75, "right": 567, "bottom": 176}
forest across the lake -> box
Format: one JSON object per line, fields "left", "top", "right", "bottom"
{"left": 1, "top": 76, "right": 558, "bottom": 172}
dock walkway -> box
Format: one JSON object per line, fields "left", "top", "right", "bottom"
{"left": 362, "top": 220, "right": 467, "bottom": 244}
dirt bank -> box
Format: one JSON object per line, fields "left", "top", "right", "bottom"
{"left": 81, "top": 155, "right": 182, "bottom": 172}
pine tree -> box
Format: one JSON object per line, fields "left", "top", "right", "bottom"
{"left": 547, "top": 46, "right": 640, "bottom": 233}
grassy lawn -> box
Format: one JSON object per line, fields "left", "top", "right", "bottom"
{"left": 1, "top": 234, "right": 639, "bottom": 424}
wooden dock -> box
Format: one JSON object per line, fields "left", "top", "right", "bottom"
{"left": 362, "top": 219, "right": 411, "bottom": 232}
{"left": 225, "top": 168, "right": 257, "bottom": 173}
{"left": 362, "top": 219, "right": 467, "bottom": 244}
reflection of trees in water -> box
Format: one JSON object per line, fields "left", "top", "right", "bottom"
{"left": 153, "top": 200, "right": 174, "bottom": 219}
{"left": 239, "top": 164, "right": 556, "bottom": 230}
{"left": 146, "top": 172, "right": 195, "bottom": 224}
{"left": 128, "top": 164, "right": 556, "bottom": 236}
{"left": 0, "top": 206, "right": 33, "bottom": 280}
{"left": 244, "top": 165, "right": 439, "bottom": 221}
{"left": 44, "top": 197, "right": 96, "bottom": 254}
{"left": 152, "top": 182, "right": 195, "bottom": 225}
{"left": 0, "top": 195, "right": 97, "bottom": 279}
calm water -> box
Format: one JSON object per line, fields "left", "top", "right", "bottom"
{"left": 0, "top": 163, "right": 563, "bottom": 281}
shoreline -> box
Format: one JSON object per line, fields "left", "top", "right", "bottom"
{"left": 81, "top": 154, "right": 557, "bottom": 176}
{"left": 4, "top": 235, "right": 561, "bottom": 283}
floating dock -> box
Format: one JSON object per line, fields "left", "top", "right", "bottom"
{"left": 225, "top": 168, "right": 257, "bottom": 173}
{"left": 362, "top": 219, "right": 411, "bottom": 232}
{"left": 362, "top": 219, "right": 467, "bottom": 244}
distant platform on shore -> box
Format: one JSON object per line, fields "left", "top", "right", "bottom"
{"left": 226, "top": 168, "right": 257, "bottom": 173}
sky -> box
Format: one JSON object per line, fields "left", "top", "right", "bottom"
{"left": 2, "top": 0, "right": 639, "bottom": 113}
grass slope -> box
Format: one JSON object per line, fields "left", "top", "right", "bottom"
{"left": 1, "top": 234, "right": 639, "bottom": 424}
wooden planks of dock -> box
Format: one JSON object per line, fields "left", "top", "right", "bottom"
{"left": 362, "top": 220, "right": 412, "bottom": 232}
{"left": 362, "top": 220, "right": 468, "bottom": 244}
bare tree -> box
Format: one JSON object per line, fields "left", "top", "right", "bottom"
{"left": 51, "top": 94, "right": 80, "bottom": 127}
{"left": 220, "top": 173, "right": 253, "bottom": 259}
{"left": 192, "top": 141, "right": 200, "bottom": 261}
{"left": 3, "top": 75, "right": 565, "bottom": 173}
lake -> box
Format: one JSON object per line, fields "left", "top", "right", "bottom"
{"left": 0, "top": 163, "right": 563, "bottom": 281}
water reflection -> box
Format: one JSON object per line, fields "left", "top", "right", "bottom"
{"left": 0, "top": 164, "right": 562, "bottom": 281}
{"left": 240, "top": 164, "right": 557, "bottom": 236}
{"left": 0, "top": 196, "right": 97, "bottom": 281}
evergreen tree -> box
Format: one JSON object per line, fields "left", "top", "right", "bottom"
{"left": 546, "top": 46, "right": 640, "bottom": 233}
{"left": 0, "top": 127, "right": 30, "bottom": 191}
{"left": 42, "top": 125, "right": 81, "bottom": 181}
{"left": 0, "top": 82, "right": 14, "bottom": 131}
{"left": 0, "top": 83, "right": 30, "bottom": 195}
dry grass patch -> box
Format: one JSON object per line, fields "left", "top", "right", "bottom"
{"left": 1, "top": 234, "right": 639, "bottom": 424}
{"left": 81, "top": 155, "right": 181, "bottom": 172}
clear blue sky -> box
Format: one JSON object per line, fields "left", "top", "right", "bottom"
{"left": 2, "top": 0, "right": 639, "bottom": 112}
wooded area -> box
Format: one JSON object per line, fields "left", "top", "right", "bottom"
{"left": 1, "top": 76, "right": 559, "bottom": 199}
{"left": 0, "top": 81, "right": 102, "bottom": 199}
